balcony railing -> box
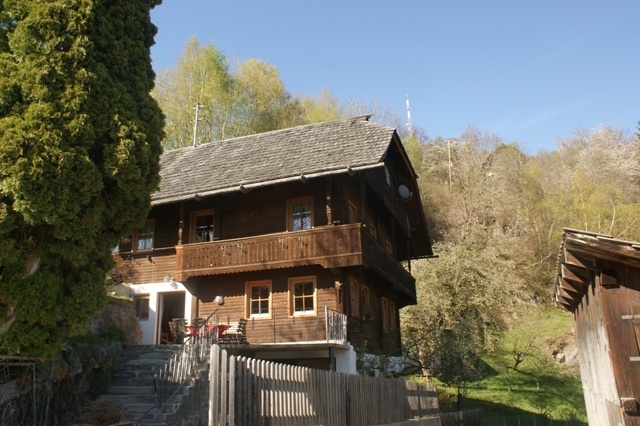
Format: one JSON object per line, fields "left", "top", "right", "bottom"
{"left": 325, "top": 307, "right": 347, "bottom": 344}
{"left": 175, "top": 224, "right": 415, "bottom": 298}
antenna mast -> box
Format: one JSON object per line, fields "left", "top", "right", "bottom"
{"left": 193, "top": 103, "right": 204, "bottom": 146}
{"left": 405, "top": 95, "right": 413, "bottom": 136}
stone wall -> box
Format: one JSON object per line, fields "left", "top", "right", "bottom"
{"left": 89, "top": 296, "right": 142, "bottom": 345}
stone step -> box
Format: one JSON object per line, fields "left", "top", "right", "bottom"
{"left": 99, "top": 394, "right": 157, "bottom": 405}
{"left": 107, "top": 385, "right": 156, "bottom": 395}
{"left": 101, "top": 345, "right": 194, "bottom": 425}
{"left": 114, "top": 401, "right": 179, "bottom": 415}
{"left": 112, "top": 377, "right": 156, "bottom": 387}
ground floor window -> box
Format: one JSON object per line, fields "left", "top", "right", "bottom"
{"left": 350, "top": 278, "right": 370, "bottom": 319}
{"left": 134, "top": 296, "right": 150, "bottom": 320}
{"left": 381, "top": 297, "right": 397, "bottom": 330}
{"left": 289, "top": 276, "right": 316, "bottom": 316}
{"left": 246, "top": 280, "right": 271, "bottom": 318}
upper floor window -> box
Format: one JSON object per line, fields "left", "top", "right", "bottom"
{"left": 191, "top": 209, "right": 215, "bottom": 243}
{"left": 287, "top": 197, "right": 313, "bottom": 231}
{"left": 289, "top": 276, "right": 316, "bottom": 316}
{"left": 135, "top": 220, "right": 154, "bottom": 252}
{"left": 348, "top": 201, "right": 358, "bottom": 224}
{"left": 369, "top": 222, "right": 377, "bottom": 240}
{"left": 246, "top": 280, "right": 271, "bottom": 318}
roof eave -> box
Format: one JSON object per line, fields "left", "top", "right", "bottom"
{"left": 151, "top": 162, "right": 385, "bottom": 206}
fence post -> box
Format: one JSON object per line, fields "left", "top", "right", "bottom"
{"left": 209, "top": 345, "right": 218, "bottom": 426}
{"left": 228, "top": 356, "right": 236, "bottom": 426}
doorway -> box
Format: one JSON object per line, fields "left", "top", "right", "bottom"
{"left": 158, "top": 292, "right": 185, "bottom": 344}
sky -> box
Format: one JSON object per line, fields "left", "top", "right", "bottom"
{"left": 150, "top": 0, "right": 639, "bottom": 154}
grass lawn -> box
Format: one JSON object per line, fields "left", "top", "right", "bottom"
{"left": 434, "top": 305, "right": 587, "bottom": 422}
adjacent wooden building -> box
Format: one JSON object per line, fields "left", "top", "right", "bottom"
{"left": 555, "top": 228, "right": 640, "bottom": 425}
{"left": 116, "top": 116, "right": 432, "bottom": 372}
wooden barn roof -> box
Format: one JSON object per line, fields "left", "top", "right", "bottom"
{"left": 554, "top": 228, "right": 640, "bottom": 311}
{"left": 152, "top": 116, "right": 402, "bottom": 205}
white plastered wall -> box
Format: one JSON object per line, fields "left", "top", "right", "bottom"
{"left": 128, "top": 281, "right": 194, "bottom": 345}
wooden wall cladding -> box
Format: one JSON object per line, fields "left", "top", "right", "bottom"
{"left": 190, "top": 266, "right": 339, "bottom": 344}
{"left": 128, "top": 252, "right": 177, "bottom": 283}
{"left": 218, "top": 180, "right": 328, "bottom": 241}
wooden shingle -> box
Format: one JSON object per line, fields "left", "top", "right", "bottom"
{"left": 152, "top": 116, "right": 396, "bottom": 206}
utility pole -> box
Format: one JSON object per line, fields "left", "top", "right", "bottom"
{"left": 405, "top": 95, "right": 413, "bottom": 136}
{"left": 448, "top": 139, "right": 452, "bottom": 188}
{"left": 193, "top": 103, "right": 204, "bottom": 146}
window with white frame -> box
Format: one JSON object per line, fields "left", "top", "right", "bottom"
{"left": 289, "top": 276, "right": 316, "bottom": 315}
{"left": 246, "top": 280, "right": 271, "bottom": 318}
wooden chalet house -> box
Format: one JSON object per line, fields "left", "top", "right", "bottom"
{"left": 555, "top": 229, "right": 640, "bottom": 425}
{"left": 116, "top": 116, "right": 432, "bottom": 372}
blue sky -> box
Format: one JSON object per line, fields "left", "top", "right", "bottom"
{"left": 150, "top": 1, "right": 639, "bottom": 153}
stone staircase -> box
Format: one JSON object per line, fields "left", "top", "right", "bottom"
{"left": 98, "top": 345, "right": 188, "bottom": 425}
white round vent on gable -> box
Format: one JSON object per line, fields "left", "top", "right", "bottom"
{"left": 398, "top": 184, "right": 412, "bottom": 201}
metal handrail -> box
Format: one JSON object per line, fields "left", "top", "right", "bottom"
{"left": 153, "top": 309, "right": 220, "bottom": 415}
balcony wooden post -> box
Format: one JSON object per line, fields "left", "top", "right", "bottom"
{"left": 326, "top": 177, "right": 333, "bottom": 225}
{"left": 360, "top": 177, "right": 367, "bottom": 228}
{"left": 175, "top": 244, "right": 184, "bottom": 281}
{"left": 178, "top": 201, "right": 185, "bottom": 245}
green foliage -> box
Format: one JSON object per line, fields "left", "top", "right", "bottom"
{"left": 299, "top": 89, "right": 344, "bottom": 124}
{"left": 455, "top": 306, "right": 587, "bottom": 421}
{"left": 0, "top": 0, "right": 164, "bottom": 357}
{"left": 154, "top": 37, "right": 307, "bottom": 148}
{"left": 99, "top": 326, "right": 126, "bottom": 343}
{"left": 402, "top": 239, "right": 523, "bottom": 386}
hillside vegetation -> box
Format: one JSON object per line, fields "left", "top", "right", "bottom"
{"left": 401, "top": 125, "right": 638, "bottom": 417}
{"left": 460, "top": 306, "right": 585, "bottom": 421}
{"left": 152, "top": 37, "right": 640, "bottom": 416}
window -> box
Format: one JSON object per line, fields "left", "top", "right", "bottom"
{"left": 289, "top": 276, "right": 316, "bottom": 315}
{"left": 191, "top": 209, "right": 215, "bottom": 243}
{"left": 287, "top": 197, "right": 313, "bottom": 231}
{"left": 369, "top": 222, "right": 377, "bottom": 239}
{"left": 348, "top": 201, "right": 358, "bottom": 224}
{"left": 135, "top": 220, "right": 154, "bottom": 252}
{"left": 360, "top": 285, "right": 371, "bottom": 320}
{"left": 350, "top": 279, "right": 372, "bottom": 320}
{"left": 246, "top": 280, "right": 271, "bottom": 318}
{"left": 350, "top": 278, "right": 360, "bottom": 318}
{"left": 385, "top": 240, "right": 392, "bottom": 254}
{"left": 134, "top": 296, "right": 150, "bottom": 320}
{"left": 381, "top": 297, "right": 397, "bottom": 330}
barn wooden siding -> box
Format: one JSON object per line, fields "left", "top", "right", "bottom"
{"left": 208, "top": 345, "right": 439, "bottom": 426}
{"left": 555, "top": 229, "right": 640, "bottom": 425}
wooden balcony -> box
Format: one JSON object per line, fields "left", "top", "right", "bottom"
{"left": 175, "top": 224, "right": 415, "bottom": 299}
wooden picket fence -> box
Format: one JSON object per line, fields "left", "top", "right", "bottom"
{"left": 208, "top": 345, "right": 439, "bottom": 426}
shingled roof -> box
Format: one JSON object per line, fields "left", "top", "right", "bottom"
{"left": 555, "top": 228, "right": 640, "bottom": 311}
{"left": 152, "top": 116, "right": 399, "bottom": 206}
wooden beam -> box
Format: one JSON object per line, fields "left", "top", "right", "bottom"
{"left": 555, "top": 299, "right": 573, "bottom": 311}
{"left": 559, "top": 277, "right": 587, "bottom": 295}
{"left": 560, "top": 263, "right": 591, "bottom": 286}
{"left": 564, "top": 249, "right": 597, "bottom": 270}
{"left": 556, "top": 286, "right": 577, "bottom": 302}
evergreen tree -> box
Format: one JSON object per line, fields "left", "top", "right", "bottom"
{"left": 0, "top": 0, "right": 164, "bottom": 356}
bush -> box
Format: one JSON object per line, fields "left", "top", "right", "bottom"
{"left": 99, "top": 327, "right": 126, "bottom": 344}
